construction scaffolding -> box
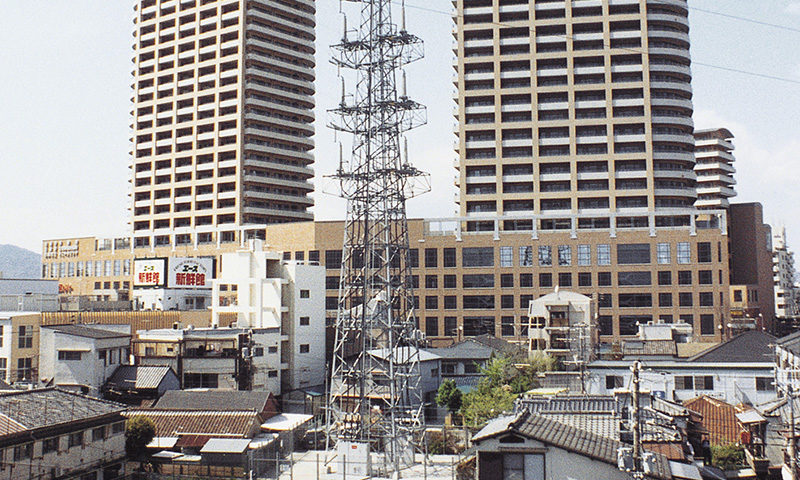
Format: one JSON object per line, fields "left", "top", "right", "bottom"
{"left": 325, "top": 0, "right": 429, "bottom": 477}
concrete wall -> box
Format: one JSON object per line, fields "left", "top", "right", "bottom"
{"left": 281, "top": 261, "right": 325, "bottom": 391}
{"left": 589, "top": 362, "right": 776, "bottom": 406}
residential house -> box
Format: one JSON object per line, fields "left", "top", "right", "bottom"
{"left": 102, "top": 365, "right": 180, "bottom": 405}
{"left": 590, "top": 331, "right": 777, "bottom": 405}
{"left": 0, "top": 388, "right": 126, "bottom": 480}
{"left": 472, "top": 410, "right": 676, "bottom": 480}
{"left": 39, "top": 324, "right": 131, "bottom": 396}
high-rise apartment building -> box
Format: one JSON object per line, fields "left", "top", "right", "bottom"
{"left": 694, "top": 128, "right": 736, "bottom": 209}
{"left": 453, "top": 0, "right": 696, "bottom": 230}
{"left": 130, "top": 0, "right": 315, "bottom": 248}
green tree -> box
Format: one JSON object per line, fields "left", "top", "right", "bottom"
{"left": 125, "top": 416, "right": 156, "bottom": 461}
{"left": 436, "top": 379, "right": 463, "bottom": 415}
{"left": 710, "top": 443, "right": 745, "bottom": 471}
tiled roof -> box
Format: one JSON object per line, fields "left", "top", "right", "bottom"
{"left": 651, "top": 396, "right": 691, "bottom": 418}
{"left": 623, "top": 339, "right": 677, "bottom": 357}
{"left": 643, "top": 441, "right": 686, "bottom": 461}
{"left": 516, "top": 395, "right": 619, "bottom": 415}
{"left": 0, "top": 388, "right": 125, "bottom": 431}
{"left": 428, "top": 339, "right": 495, "bottom": 360}
{"left": 475, "top": 411, "right": 672, "bottom": 480}
{"left": 44, "top": 324, "right": 130, "bottom": 339}
{"left": 469, "top": 334, "right": 522, "bottom": 356}
{"left": 105, "top": 365, "right": 176, "bottom": 390}
{"left": 689, "top": 331, "right": 775, "bottom": 363}
{"left": 683, "top": 396, "right": 741, "bottom": 445}
{"left": 124, "top": 409, "right": 260, "bottom": 438}
{"left": 154, "top": 390, "right": 273, "bottom": 412}
{"left": 777, "top": 330, "right": 800, "bottom": 355}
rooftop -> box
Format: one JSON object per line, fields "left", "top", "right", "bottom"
{"left": 44, "top": 324, "right": 130, "bottom": 340}
{"left": 623, "top": 339, "right": 677, "bottom": 357}
{"left": 427, "top": 338, "right": 496, "bottom": 360}
{"left": 154, "top": 390, "right": 277, "bottom": 414}
{"left": 0, "top": 388, "right": 125, "bottom": 433}
{"left": 124, "top": 409, "right": 260, "bottom": 438}
{"left": 688, "top": 331, "right": 775, "bottom": 363}
{"left": 683, "top": 395, "right": 741, "bottom": 445}
{"left": 105, "top": 365, "right": 176, "bottom": 390}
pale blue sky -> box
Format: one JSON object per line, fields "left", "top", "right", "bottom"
{"left": 1, "top": 1, "right": 799, "bottom": 253}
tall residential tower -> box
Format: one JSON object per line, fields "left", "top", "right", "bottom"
{"left": 454, "top": 0, "right": 696, "bottom": 230}
{"left": 130, "top": 0, "right": 315, "bottom": 248}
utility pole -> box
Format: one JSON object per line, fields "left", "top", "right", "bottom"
{"left": 632, "top": 360, "right": 642, "bottom": 472}
{"left": 790, "top": 384, "right": 797, "bottom": 480}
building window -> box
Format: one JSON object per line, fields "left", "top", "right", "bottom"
{"left": 309, "top": 250, "right": 320, "bottom": 263}
{"left": 658, "top": 271, "right": 672, "bottom": 286}
{"left": 268, "top": 346, "right": 278, "bottom": 354}
{"left": 597, "top": 244, "right": 611, "bottom": 265}
{"left": 18, "top": 325, "right": 33, "bottom": 349}
{"left": 425, "top": 296, "right": 438, "bottom": 309}
{"left": 409, "top": 249, "right": 419, "bottom": 267}
{"left": 299, "top": 290, "right": 310, "bottom": 299}
{"left": 425, "top": 248, "right": 438, "bottom": 268}
{"left": 0, "top": 358, "right": 6, "bottom": 380}
{"left": 443, "top": 248, "right": 457, "bottom": 267}
{"left": 183, "top": 373, "right": 218, "bottom": 388}
{"left": 68, "top": 432, "right": 83, "bottom": 448}
{"left": 268, "top": 370, "right": 278, "bottom": 378}
{"left": 678, "top": 271, "right": 692, "bottom": 285}
{"left": 577, "top": 244, "right": 591, "bottom": 266}
{"left": 539, "top": 273, "right": 553, "bottom": 288}
{"left": 58, "top": 351, "right": 82, "bottom": 361}
{"left": 500, "top": 246, "right": 513, "bottom": 267}
{"left": 598, "top": 294, "right": 612, "bottom": 308}
{"left": 463, "top": 247, "right": 494, "bottom": 267}
{"left": 700, "top": 314, "right": 715, "bottom": 335}
{"left": 618, "top": 271, "right": 651, "bottom": 286}
{"left": 519, "top": 273, "right": 533, "bottom": 288}
{"left": 606, "top": 375, "right": 624, "bottom": 389}
{"left": 16, "top": 358, "right": 32, "bottom": 381}
{"left": 658, "top": 293, "right": 672, "bottom": 307}
{"left": 698, "top": 270, "right": 713, "bottom": 285}
{"left": 598, "top": 315, "right": 613, "bottom": 336}
{"left": 578, "top": 272, "right": 592, "bottom": 287}
{"left": 463, "top": 274, "right": 494, "bottom": 288}
{"left": 425, "top": 275, "right": 438, "bottom": 289}
{"left": 444, "top": 296, "right": 457, "bottom": 309}
{"left": 699, "top": 292, "right": 714, "bottom": 307}
{"left": 501, "top": 295, "right": 514, "bottom": 309}
{"left": 325, "top": 276, "right": 339, "bottom": 290}
{"left": 733, "top": 289, "right": 743, "bottom": 302}
{"left": 444, "top": 317, "right": 457, "bottom": 336}
{"left": 558, "top": 272, "right": 572, "bottom": 287}
{"left": 92, "top": 427, "right": 106, "bottom": 442}
{"left": 326, "top": 296, "right": 338, "bottom": 310}
{"left": 619, "top": 316, "right": 650, "bottom": 335}
{"left": 538, "top": 246, "right": 552, "bottom": 266}
{"left": 502, "top": 453, "right": 544, "bottom": 479}
{"left": 677, "top": 242, "right": 691, "bottom": 264}
{"left": 13, "top": 443, "right": 32, "bottom": 461}
{"left": 519, "top": 246, "right": 534, "bottom": 266}
{"left": 679, "top": 292, "right": 693, "bottom": 307}
{"left": 598, "top": 272, "right": 612, "bottom": 286}
{"left": 557, "top": 245, "right": 572, "bottom": 266}
{"left": 756, "top": 377, "right": 774, "bottom": 392}
{"left": 697, "top": 242, "right": 712, "bottom": 263}
{"left": 325, "top": 250, "right": 343, "bottom": 268}
{"left": 425, "top": 318, "right": 439, "bottom": 337}
{"left": 657, "top": 243, "right": 671, "bottom": 264}
{"left": 299, "top": 317, "right": 310, "bottom": 326}
{"left": 443, "top": 275, "right": 457, "bottom": 288}
{"left": 679, "top": 314, "right": 694, "bottom": 325}
{"left": 299, "top": 344, "right": 310, "bottom": 354}
{"left": 463, "top": 316, "right": 494, "bottom": 336}
{"left": 619, "top": 293, "right": 652, "bottom": 308}
{"left": 500, "top": 274, "right": 514, "bottom": 288}
{"left": 42, "top": 437, "right": 59, "bottom": 454}
{"left": 520, "top": 295, "right": 533, "bottom": 310}
{"left": 617, "top": 244, "right": 650, "bottom": 264}
{"left": 463, "top": 295, "right": 494, "bottom": 309}
{"left": 501, "top": 316, "right": 515, "bottom": 336}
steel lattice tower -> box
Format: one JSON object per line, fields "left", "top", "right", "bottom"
{"left": 325, "top": 0, "right": 427, "bottom": 475}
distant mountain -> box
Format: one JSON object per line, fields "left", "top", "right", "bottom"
{"left": 0, "top": 245, "right": 41, "bottom": 279}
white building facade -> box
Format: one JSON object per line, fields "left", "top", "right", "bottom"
{"left": 773, "top": 227, "right": 799, "bottom": 319}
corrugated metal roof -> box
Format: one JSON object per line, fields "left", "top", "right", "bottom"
{"left": 106, "top": 365, "right": 176, "bottom": 390}
{"left": 367, "top": 346, "right": 440, "bottom": 363}
{"left": 44, "top": 324, "right": 130, "bottom": 339}
{"left": 124, "top": 409, "right": 260, "bottom": 437}
{"left": 200, "top": 438, "right": 251, "bottom": 454}
{"left": 0, "top": 388, "right": 125, "bottom": 430}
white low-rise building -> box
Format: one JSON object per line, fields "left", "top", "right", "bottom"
{"left": 39, "top": 324, "right": 131, "bottom": 396}
{"left": 527, "top": 289, "right": 595, "bottom": 363}
{"left": 589, "top": 331, "right": 777, "bottom": 405}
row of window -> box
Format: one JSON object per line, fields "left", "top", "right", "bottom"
{"left": 322, "top": 242, "right": 717, "bottom": 270}
{"left": 1, "top": 421, "right": 124, "bottom": 463}
{"left": 44, "top": 260, "right": 131, "bottom": 279}
{"left": 605, "top": 375, "right": 774, "bottom": 392}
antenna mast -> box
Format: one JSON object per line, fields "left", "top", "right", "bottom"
{"left": 325, "top": 0, "right": 428, "bottom": 475}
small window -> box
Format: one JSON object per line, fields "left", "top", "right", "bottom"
{"left": 68, "top": 432, "right": 83, "bottom": 448}
{"left": 268, "top": 370, "right": 278, "bottom": 377}
{"left": 268, "top": 346, "right": 278, "bottom": 354}
{"left": 42, "top": 437, "right": 59, "bottom": 454}
{"left": 756, "top": 377, "right": 774, "bottom": 392}
{"left": 606, "top": 375, "right": 624, "bottom": 389}
{"left": 299, "top": 317, "right": 310, "bottom": 326}
{"left": 299, "top": 344, "right": 310, "bottom": 354}
{"left": 92, "top": 427, "right": 106, "bottom": 442}
{"left": 299, "top": 290, "right": 310, "bottom": 298}
{"left": 58, "top": 351, "right": 82, "bottom": 361}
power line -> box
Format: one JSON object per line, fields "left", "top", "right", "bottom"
{"left": 397, "top": 0, "right": 800, "bottom": 86}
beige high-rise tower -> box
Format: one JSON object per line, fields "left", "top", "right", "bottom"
{"left": 453, "top": 0, "right": 696, "bottom": 231}
{"left": 130, "top": 0, "right": 315, "bottom": 248}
